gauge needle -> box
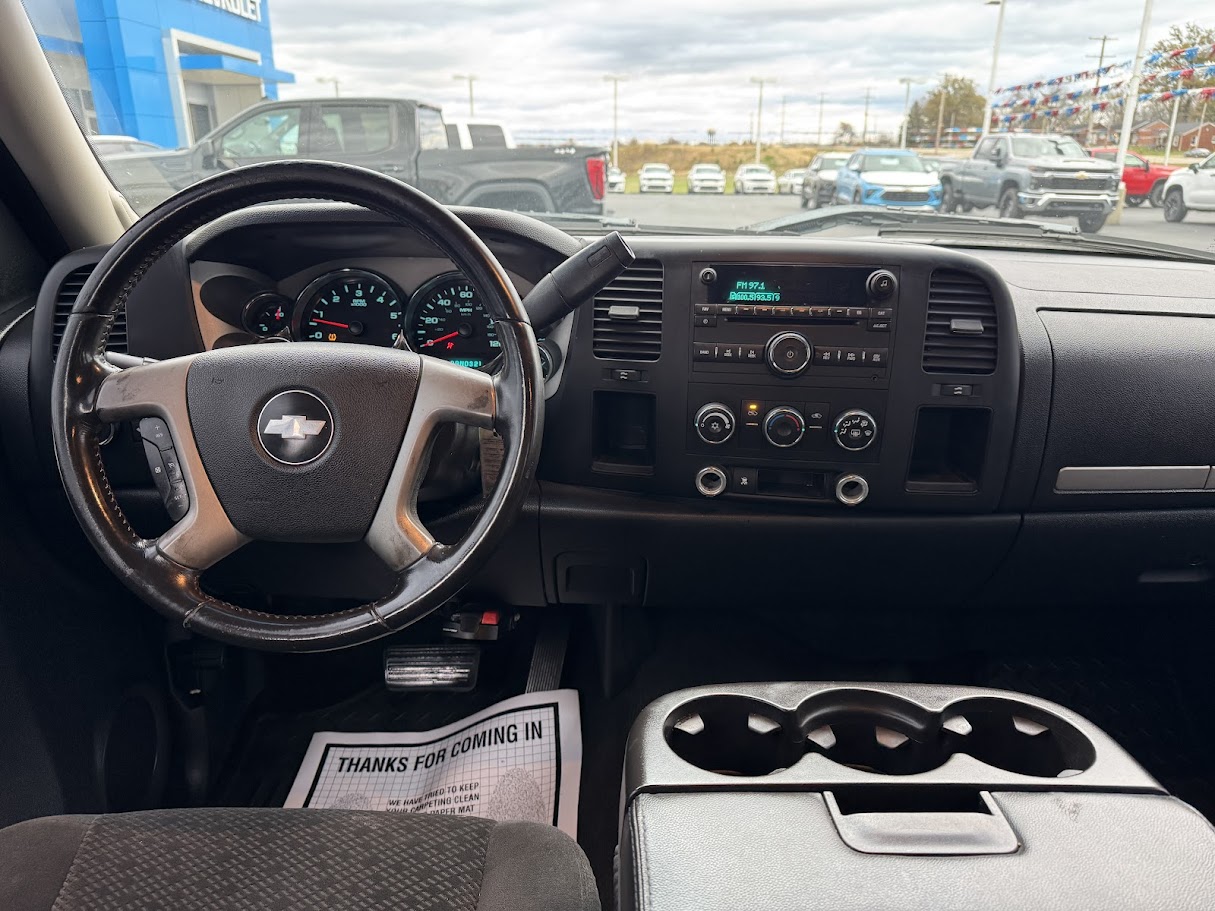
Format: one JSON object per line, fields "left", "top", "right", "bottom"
{"left": 312, "top": 318, "right": 350, "bottom": 329}
{"left": 424, "top": 331, "right": 460, "bottom": 347}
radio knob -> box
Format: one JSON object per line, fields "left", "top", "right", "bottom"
{"left": 765, "top": 332, "right": 812, "bottom": 376}
{"left": 866, "top": 270, "right": 898, "bottom": 300}
{"left": 833, "top": 409, "right": 878, "bottom": 451}
{"left": 763, "top": 407, "right": 805, "bottom": 448}
{"left": 694, "top": 403, "right": 736, "bottom": 444}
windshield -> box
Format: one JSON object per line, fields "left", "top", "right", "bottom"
{"left": 19, "top": 0, "right": 1215, "bottom": 255}
{"left": 1011, "top": 137, "right": 1089, "bottom": 158}
{"left": 859, "top": 154, "right": 929, "bottom": 173}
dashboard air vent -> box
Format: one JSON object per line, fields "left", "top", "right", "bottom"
{"left": 52, "top": 265, "right": 127, "bottom": 359}
{"left": 922, "top": 269, "right": 997, "bottom": 375}
{"left": 592, "top": 260, "right": 663, "bottom": 361}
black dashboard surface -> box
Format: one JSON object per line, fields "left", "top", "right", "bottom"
{"left": 10, "top": 206, "right": 1215, "bottom": 612}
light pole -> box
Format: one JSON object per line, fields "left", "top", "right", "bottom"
{"left": 603, "top": 75, "right": 627, "bottom": 168}
{"left": 861, "top": 87, "right": 872, "bottom": 144}
{"left": 899, "top": 77, "right": 925, "bottom": 148}
{"left": 982, "top": 0, "right": 1007, "bottom": 138}
{"left": 817, "top": 92, "right": 826, "bottom": 146}
{"left": 750, "top": 77, "right": 775, "bottom": 162}
{"left": 452, "top": 74, "right": 477, "bottom": 117}
{"left": 1086, "top": 35, "right": 1118, "bottom": 142}
{"left": 316, "top": 76, "right": 340, "bottom": 98}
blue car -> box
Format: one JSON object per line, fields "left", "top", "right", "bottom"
{"left": 834, "top": 149, "right": 942, "bottom": 209}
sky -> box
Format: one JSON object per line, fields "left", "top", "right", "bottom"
{"left": 272, "top": 0, "right": 1205, "bottom": 145}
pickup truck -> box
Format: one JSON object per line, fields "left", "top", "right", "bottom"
{"left": 937, "top": 132, "right": 1118, "bottom": 233}
{"left": 1089, "top": 147, "right": 1175, "bottom": 207}
{"left": 100, "top": 98, "right": 606, "bottom": 216}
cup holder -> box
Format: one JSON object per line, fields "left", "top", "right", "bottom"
{"left": 665, "top": 696, "right": 801, "bottom": 776}
{"left": 664, "top": 690, "right": 1099, "bottom": 780}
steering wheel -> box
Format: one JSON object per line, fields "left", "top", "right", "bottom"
{"left": 51, "top": 161, "right": 543, "bottom": 652}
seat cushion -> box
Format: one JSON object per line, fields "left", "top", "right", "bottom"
{"left": 0, "top": 807, "right": 599, "bottom": 911}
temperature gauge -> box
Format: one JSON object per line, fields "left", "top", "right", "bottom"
{"left": 243, "top": 293, "right": 293, "bottom": 337}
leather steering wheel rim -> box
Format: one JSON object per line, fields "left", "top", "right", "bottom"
{"left": 51, "top": 160, "right": 543, "bottom": 652}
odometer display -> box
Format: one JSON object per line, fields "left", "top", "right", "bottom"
{"left": 404, "top": 273, "right": 499, "bottom": 367}
{"left": 295, "top": 270, "right": 404, "bottom": 346}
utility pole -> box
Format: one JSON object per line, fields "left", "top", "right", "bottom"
{"left": 899, "top": 77, "right": 925, "bottom": 148}
{"left": 603, "top": 75, "right": 627, "bottom": 168}
{"left": 982, "top": 0, "right": 1007, "bottom": 137}
{"left": 748, "top": 111, "right": 754, "bottom": 144}
{"left": 1086, "top": 35, "right": 1118, "bottom": 143}
{"left": 817, "top": 93, "right": 826, "bottom": 146}
{"left": 1111, "top": 0, "right": 1155, "bottom": 224}
{"left": 934, "top": 83, "right": 947, "bottom": 150}
{"left": 316, "top": 76, "right": 340, "bottom": 98}
{"left": 1164, "top": 93, "right": 1181, "bottom": 166}
{"left": 862, "top": 88, "right": 872, "bottom": 145}
{"left": 452, "top": 74, "right": 477, "bottom": 116}
{"left": 779, "top": 96, "right": 787, "bottom": 144}
{"left": 751, "top": 77, "right": 775, "bottom": 162}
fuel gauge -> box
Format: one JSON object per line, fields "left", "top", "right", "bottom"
{"left": 243, "top": 293, "right": 294, "bottom": 337}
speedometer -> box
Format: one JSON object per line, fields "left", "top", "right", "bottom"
{"left": 294, "top": 269, "right": 404, "bottom": 346}
{"left": 404, "top": 273, "right": 500, "bottom": 367}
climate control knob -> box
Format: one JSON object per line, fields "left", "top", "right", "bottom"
{"left": 833, "top": 409, "right": 878, "bottom": 451}
{"left": 765, "top": 331, "right": 812, "bottom": 377}
{"left": 694, "top": 402, "right": 736, "bottom": 444}
{"left": 763, "top": 407, "right": 806, "bottom": 448}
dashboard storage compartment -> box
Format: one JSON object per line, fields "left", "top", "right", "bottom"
{"left": 620, "top": 683, "right": 1215, "bottom": 911}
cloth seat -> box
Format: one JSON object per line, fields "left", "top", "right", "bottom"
{"left": 0, "top": 807, "right": 600, "bottom": 911}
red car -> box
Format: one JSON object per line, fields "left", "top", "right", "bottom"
{"left": 1090, "top": 148, "right": 1176, "bottom": 207}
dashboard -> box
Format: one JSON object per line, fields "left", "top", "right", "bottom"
{"left": 10, "top": 204, "right": 1215, "bottom": 615}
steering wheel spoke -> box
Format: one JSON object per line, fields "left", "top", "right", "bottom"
{"left": 366, "top": 358, "right": 497, "bottom": 571}
{"left": 95, "top": 357, "right": 249, "bottom": 570}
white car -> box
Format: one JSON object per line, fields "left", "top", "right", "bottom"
{"left": 1162, "top": 152, "right": 1215, "bottom": 223}
{"left": 687, "top": 163, "right": 725, "bottom": 194}
{"left": 777, "top": 169, "right": 805, "bottom": 194}
{"left": 88, "top": 134, "right": 163, "bottom": 156}
{"left": 1184, "top": 147, "right": 1211, "bottom": 159}
{"left": 733, "top": 163, "right": 776, "bottom": 194}
{"left": 638, "top": 163, "right": 674, "bottom": 193}
{"left": 607, "top": 166, "right": 626, "bottom": 193}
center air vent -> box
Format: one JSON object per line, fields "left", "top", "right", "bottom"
{"left": 592, "top": 260, "right": 663, "bottom": 361}
{"left": 51, "top": 264, "right": 127, "bottom": 359}
{"left": 922, "top": 269, "right": 997, "bottom": 375}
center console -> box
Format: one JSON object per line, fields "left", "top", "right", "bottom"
{"left": 619, "top": 683, "right": 1215, "bottom": 911}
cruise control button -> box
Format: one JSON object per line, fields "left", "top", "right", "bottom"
{"left": 138, "top": 417, "right": 174, "bottom": 451}
{"left": 165, "top": 479, "right": 190, "bottom": 522}
{"left": 142, "top": 440, "right": 171, "bottom": 499}
{"left": 161, "top": 447, "right": 184, "bottom": 483}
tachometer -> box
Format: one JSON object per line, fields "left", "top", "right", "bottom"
{"left": 404, "top": 273, "right": 500, "bottom": 367}
{"left": 294, "top": 269, "right": 404, "bottom": 346}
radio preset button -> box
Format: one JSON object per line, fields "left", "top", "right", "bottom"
{"left": 736, "top": 305, "right": 754, "bottom": 316}
{"left": 811, "top": 307, "right": 830, "bottom": 318}
{"left": 695, "top": 403, "right": 736, "bottom": 445}
{"left": 765, "top": 332, "right": 812, "bottom": 376}
{"left": 847, "top": 307, "right": 870, "bottom": 319}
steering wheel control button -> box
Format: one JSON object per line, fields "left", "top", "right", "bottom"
{"left": 867, "top": 270, "right": 898, "bottom": 300}
{"left": 695, "top": 403, "right": 736, "bottom": 445}
{"left": 138, "top": 416, "right": 174, "bottom": 451}
{"left": 834, "top": 409, "right": 878, "bottom": 451}
{"left": 765, "top": 332, "right": 812, "bottom": 376}
{"left": 256, "top": 390, "right": 335, "bottom": 466}
{"left": 763, "top": 407, "right": 806, "bottom": 448}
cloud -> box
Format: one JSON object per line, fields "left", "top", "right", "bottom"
{"left": 270, "top": 0, "right": 1201, "bottom": 143}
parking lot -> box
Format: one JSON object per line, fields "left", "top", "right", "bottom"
{"left": 605, "top": 192, "right": 1215, "bottom": 251}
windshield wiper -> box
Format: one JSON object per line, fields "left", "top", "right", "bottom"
{"left": 743, "top": 205, "right": 1079, "bottom": 237}
{"left": 875, "top": 223, "right": 1215, "bottom": 265}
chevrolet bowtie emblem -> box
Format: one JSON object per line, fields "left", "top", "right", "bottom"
{"left": 263, "top": 415, "right": 327, "bottom": 440}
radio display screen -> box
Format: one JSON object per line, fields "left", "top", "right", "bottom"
{"left": 709, "top": 264, "right": 876, "bottom": 306}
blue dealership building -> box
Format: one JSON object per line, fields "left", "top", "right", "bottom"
{"left": 25, "top": 0, "right": 294, "bottom": 148}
